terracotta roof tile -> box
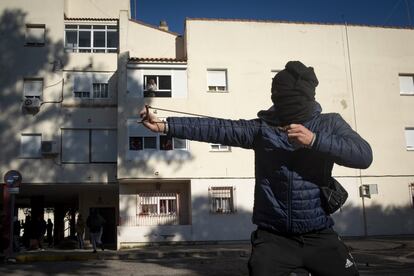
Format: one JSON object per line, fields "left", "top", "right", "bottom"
{"left": 129, "top": 57, "right": 187, "bottom": 63}
{"left": 64, "top": 16, "right": 118, "bottom": 22}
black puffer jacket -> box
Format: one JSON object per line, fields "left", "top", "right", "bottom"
{"left": 167, "top": 103, "right": 372, "bottom": 234}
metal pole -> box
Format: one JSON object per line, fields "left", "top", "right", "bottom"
{"left": 9, "top": 194, "right": 15, "bottom": 255}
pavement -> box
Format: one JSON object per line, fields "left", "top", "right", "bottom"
{"left": 3, "top": 235, "right": 414, "bottom": 268}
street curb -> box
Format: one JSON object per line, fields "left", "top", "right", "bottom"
{"left": 346, "top": 240, "right": 405, "bottom": 251}
{"left": 15, "top": 249, "right": 250, "bottom": 263}
{"left": 13, "top": 239, "right": 408, "bottom": 263}
{"left": 15, "top": 253, "right": 99, "bottom": 263}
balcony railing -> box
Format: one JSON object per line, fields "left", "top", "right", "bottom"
{"left": 120, "top": 214, "right": 179, "bottom": 226}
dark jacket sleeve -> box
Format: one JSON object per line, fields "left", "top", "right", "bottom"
{"left": 312, "top": 113, "right": 373, "bottom": 169}
{"left": 166, "top": 117, "right": 260, "bottom": 149}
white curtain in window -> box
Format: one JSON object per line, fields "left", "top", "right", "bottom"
{"left": 91, "top": 129, "right": 117, "bottom": 162}
{"left": 24, "top": 79, "right": 43, "bottom": 97}
{"left": 20, "top": 134, "right": 41, "bottom": 157}
{"left": 73, "top": 74, "right": 91, "bottom": 92}
{"left": 207, "top": 70, "right": 227, "bottom": 87}
{"left": 405, "top": 129, "right": 414, "bottom": 149}
{"left": 399, "top": 76, "right": 414, "bottom": 94}
{"left": 62, "top": 129, "right": 89, "bottom": 162}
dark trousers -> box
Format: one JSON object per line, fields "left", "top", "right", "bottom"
{"left": 248, "top": 227, "right": 359, "bottom": 276}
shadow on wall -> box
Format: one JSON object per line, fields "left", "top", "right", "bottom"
{"left": 0, "top": 8, "right": 114, "bottom": 186}
{"left": 119, "top": 192, "right": 414, "bottom": 243}
{"left": 0, "top": 8, "right": 69, "bottom": 184}
{"left": 142, "top": 195, "right": 254, "bottom": 243}
{"left": 117, "top": 72, "right": 195, "bottom": 177}
{"left": 334, "top": 201, "right": 414, "bottom": 236}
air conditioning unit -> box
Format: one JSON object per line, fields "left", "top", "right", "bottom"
{"left": 23, "top": 98, "right": 41, "bottom": 109}
{"left": 41, "top": 141, "right": 59, "bottom": 155}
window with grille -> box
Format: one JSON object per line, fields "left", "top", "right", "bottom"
{"left": 207, "top": 70, "right": 227, "bottom": 92}
{"left": 137, "top": 192, "right": 179, "bottom": 225}
{"left": 93, "top": 83, "right": 109, "bottom": 98}
{"left": 143, "top": 75, "right": 172, "bottom": 97}
{"left": 209, "top": 187, "right": 236, "bottom": 214}
{"left": 64, "top": 24, "right": 118, "bottom": 53}
{"left": 410, "top": 183, "right": 414, "bottom": 208}
{"left": 73, "top": 73, "right": 111, "bottom": 99}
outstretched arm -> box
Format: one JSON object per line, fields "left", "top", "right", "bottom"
{"left": 139, "top": 107, "right": 259, "bottom": 149}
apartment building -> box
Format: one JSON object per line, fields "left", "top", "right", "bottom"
{"left": 0, "top": 0, "right": 128, "bottom": 246}
{"left": 1, "top": 0, "right": 414, "bottom": 249}
{"left": 118, "top": 19, "right": 414, "bottom": 247}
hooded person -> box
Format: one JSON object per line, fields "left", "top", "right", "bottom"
{"left": 258, "top": 60, "right": 319, "bottom": 126}
{"left": 139, "top": 60, "right": 372, "bottom": 276}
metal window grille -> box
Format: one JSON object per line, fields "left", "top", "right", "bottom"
{"left": 209, "top": 187, "right": 236, "bottom": 214}
{"left": 74, "top": 91, "right": 90, "bottom": 98}
{"left": 135, "top": 192, "right": 179, "bottom": 225}
{"left": 92, "top": 83, "right": 109, "bottom": 98}
{"left": 410, "top": 183, "right": 414, "bottom": 208}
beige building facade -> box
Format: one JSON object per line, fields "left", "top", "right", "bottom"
{"left": 1, "top": 1, "right": 414, "bottom": 249}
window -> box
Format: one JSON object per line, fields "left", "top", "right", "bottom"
{"left": 399, "top": 75, "right": 414, "bottom": 95}
{"left": 405, "top": 128, "right": 414, "bottom": 150}
{"left": 207, "top": 70, "right": 227, "bottom": 92}
{"left": 20, "top": 134, "right": 42, "bottom": 158}
{"left": 210, "top": 144, "right": 231, "bottom": 152}
{"left": 137, "top": 192, "right": 179, "bottom": 225}
{"left": 93, "top": 83, "right": 109, "bottom": 98}
{"left": 209, "top": 187, "right": 236, "bottom": 214}
{"left": 73, "top": 73, "right": 111, "bottom": 99}
{"left": 25, "top": 24, "right": 45, "bottom": 46}
{"left": 129, "top": 135, "right": 187, "bottom": 151}
{"left": 62, "top": 129, "right": 116, "bottom": 163}
{"left": 160, "top": 135, "right": 187, "bottom": 150}
{"left": 73, "top": 75, "right": 90, "bottom": 98}
{"left": 129, "top": 136, "right": 157, "bottom": 150}
{"left": 64, "top": 24, "right": 118, "bottom": 53}
{"left": 23, "top": 79, "right": 43, "bottom": 99}
{"left": 143, "top": 75, "right": 172, "bottom": 97}
{"left": 127, "top": 120, "right": 188, "bottom": 158}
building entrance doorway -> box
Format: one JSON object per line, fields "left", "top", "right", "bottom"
{"left": 89, "top": 207, "right": 116, "bottom": 245}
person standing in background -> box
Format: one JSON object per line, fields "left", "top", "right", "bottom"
{"left": 76, "top": 214, "right": 85, "bottom": 249}
{"left": 46, "top": 219, "right": 53, "bottom": 247}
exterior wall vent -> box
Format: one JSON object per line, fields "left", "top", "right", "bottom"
{"left": 41, "top": 140, "right": 59, "bottom": 155}
{"left": 23, "top": 98, "right": 41, "bottom": 109}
